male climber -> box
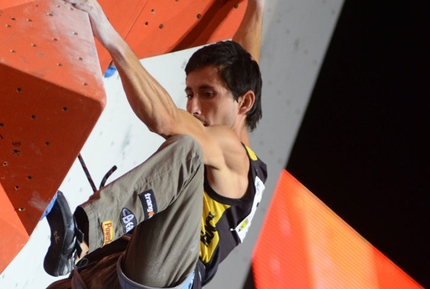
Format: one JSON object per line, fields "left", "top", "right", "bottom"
{"left": 44, "top": 0, "right": 267, "bottom": 288}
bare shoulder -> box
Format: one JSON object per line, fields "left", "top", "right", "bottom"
{"left": 172, "top": 111, "right": 247, "bottom": 171}
{"left": 171, "top": 113, "right": 250, "bottom": 199}
{"left": 203, "top": 125, "right": 250, "bottom": 199}
{"left": 203, "top": 125, "right": 247, "bottom": 167}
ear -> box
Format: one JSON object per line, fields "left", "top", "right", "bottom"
{"left": 238, "top": 90, "right": 255, "bottom": 116}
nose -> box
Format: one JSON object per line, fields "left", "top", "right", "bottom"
{"left": 187, "top": 96, "right": 201, "bottom": 116}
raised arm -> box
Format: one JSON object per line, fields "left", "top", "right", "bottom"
{"left": 65, "top": 0, "right": 196, "bottom": 136}
{"left": 232, "top": 0, "right": 265, "bottom": 63}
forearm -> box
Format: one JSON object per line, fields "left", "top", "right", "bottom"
{"left": 232, "top": 0, "right": 265, "bottom": 63}
{"left": 107, "top": 39, "right": 179, "bottom": 135}
{"left": 83, "top": 2, "right": 180, "bottom": 136}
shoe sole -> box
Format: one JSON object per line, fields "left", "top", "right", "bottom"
{"left": 43, "top": 191, "right": 76, "bottom": 276}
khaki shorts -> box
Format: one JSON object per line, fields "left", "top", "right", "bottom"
{"left": 48, "top": 135, "right": 204, "bottom": 289}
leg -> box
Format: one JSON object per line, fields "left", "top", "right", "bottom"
{"left": 120, "top": 146, "right": 203, "bottom": 287}
{"left": 76, "top": 134, "right": 203, "bottom": 287}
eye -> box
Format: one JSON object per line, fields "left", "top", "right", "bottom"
{"left": 186, "top": 92, "right": 193, "bottom": 99}
{"left": 203, "top": 91, "right": 214, "bottom": 98}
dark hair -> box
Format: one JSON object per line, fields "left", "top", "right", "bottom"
{"left": 185, "top": 41, "right": 262, "bottom": 131}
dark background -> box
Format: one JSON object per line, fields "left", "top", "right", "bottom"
{"left": 286, "top": 0, "right": 430, "bottom": 288}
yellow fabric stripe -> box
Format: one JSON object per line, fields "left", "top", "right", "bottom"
{"left": 245, "top": 145, "right": 258, "bottom": 161}
{"left": 200, "top": 192, "right": 231, "bottom": 263}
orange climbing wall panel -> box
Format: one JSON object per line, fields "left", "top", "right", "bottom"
{"left": 2, "top": 0, "right": 248, "bottom": 72}
{"left": 0, "top": 0, "right": 34, "bottom": 9}
{"left": 0, "top": 182, "right": 29, "bottom": 274}
{"left": 95, "top": 0, "right": 247, "bottom": 71}
{"left": 0, "top": 0, "right": 106, "bottom": 238}
{"left": 252, "top": 170, "right": 423, "bottom": 289}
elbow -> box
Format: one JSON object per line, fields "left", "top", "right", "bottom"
{"left": 147, "top": 117, "right": 176, "bottom": 137}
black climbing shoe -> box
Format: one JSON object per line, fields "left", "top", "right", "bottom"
{"left": 43, "top": 191, "right": 82, "bottom": 276}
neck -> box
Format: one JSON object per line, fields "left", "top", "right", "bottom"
{"left": 237, "top": 126, "right": 250, "bottom": 146}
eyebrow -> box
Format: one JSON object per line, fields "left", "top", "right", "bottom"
{"left": 185, "top": 84, "right": 215, "bottom": 92}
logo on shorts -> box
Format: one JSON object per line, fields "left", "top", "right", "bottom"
{"left": 102, "top": 220, "right": 114, "bottom": 246}
{"left": 138, "top": 189, "right": 158, "bottom": 219}
{"left": 121, "top": 208, "right": 137, "bottom": 233}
